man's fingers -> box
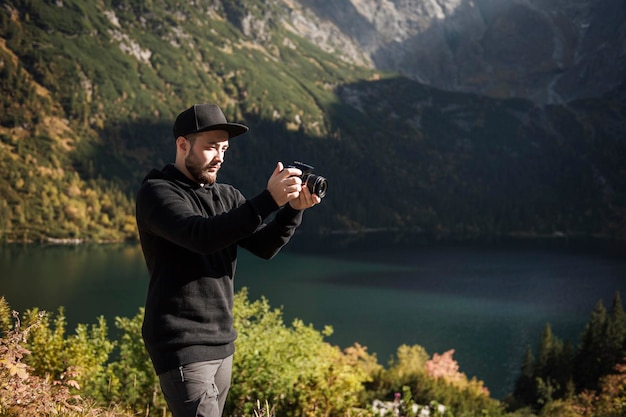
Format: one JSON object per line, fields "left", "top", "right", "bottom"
{"left": 274, "top": 161, "right": 284, "bottom": 175}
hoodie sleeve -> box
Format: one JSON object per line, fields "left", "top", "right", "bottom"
{"left": 136, "top": 178, "right": 280, "bottom": 255}
{"left": 238, "top": 204, "right": 304, "bottom": 259}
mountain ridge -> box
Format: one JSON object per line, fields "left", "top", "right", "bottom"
{"left": 0, "top": 0, "right": 624, "bottom": 244}
{"left": 298, "top": 0, "right": 626, "bottom": 105}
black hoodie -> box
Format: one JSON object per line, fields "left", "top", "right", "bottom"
{"left": 135, "top": 164, "right": 303, "bottom": 374}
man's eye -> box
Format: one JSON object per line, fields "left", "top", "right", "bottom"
{"left": 206, "top": 144, "right": 228, "bottom": 151}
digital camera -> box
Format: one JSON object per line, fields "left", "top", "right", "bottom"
{"left": 288, "top": 161, "right": 328, "bottom": 198}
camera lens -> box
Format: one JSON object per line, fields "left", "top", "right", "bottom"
{"left": 303, "top": 173, "right": 327, "bottom": 198}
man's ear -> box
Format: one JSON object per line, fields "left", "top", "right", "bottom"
{"left": 176, "top": 136, "right": 188, "bottom": 152}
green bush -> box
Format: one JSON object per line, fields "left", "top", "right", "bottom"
{"left": 104, "top": 309, "right": 168, "bottom": 415}
{"left": 24, "top": 308, "right": 115, "bottom": 402}
{"left": 229, "top": 288, "right": 380, "bottom": 417}
{"left": 0, "top": 301, "right": 128, "bottom": 416}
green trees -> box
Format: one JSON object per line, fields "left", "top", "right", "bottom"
{"left": 575, "top": 293, "right": 626, "bottom": 391}
{"left": 531, "top": 324, "right": 575, "bottom": 406}
{"left": 511, "top": 292, "right": 626, "bottom": 414}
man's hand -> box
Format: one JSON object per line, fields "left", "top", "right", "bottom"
{"left": 288, "top": 183, "right": 321, "bottom": 210}
{"left": 267, "top": 162, "right": 302, "bottom": 207}
{"left": 267, "top": 162, "right": 321, "bottom": 209}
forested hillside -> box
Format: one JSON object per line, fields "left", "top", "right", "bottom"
{"left": 1, "top": 0, "right": 625, "bottom": 244}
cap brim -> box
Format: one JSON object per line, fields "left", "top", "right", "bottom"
{"left": 196, "top": 123, "right": 249, "bottom": 139}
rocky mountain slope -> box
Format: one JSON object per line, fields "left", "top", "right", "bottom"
{"left": 295, "top": 0, "right": 626, "bottom": 104}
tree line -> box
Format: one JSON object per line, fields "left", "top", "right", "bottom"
{"left": 509, "top": 291, "right": 626, "bottom": 415}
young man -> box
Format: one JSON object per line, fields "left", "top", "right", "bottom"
{"left": 135, "top": 103, "right": 321, "bottom": 417}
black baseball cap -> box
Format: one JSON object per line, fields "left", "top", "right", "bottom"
{"left": 173, "top": 103, "right": 249, "bottom": 139}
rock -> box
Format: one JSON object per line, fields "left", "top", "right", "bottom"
{"left": 297, "top": 0, "right": 626, "bottom": 104}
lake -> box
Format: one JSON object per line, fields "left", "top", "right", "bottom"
{"left": 1, "top": 236, "right": 625, "bottom": 399}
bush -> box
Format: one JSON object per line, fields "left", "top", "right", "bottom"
{"left": 0, "top": 301, "right": 127, "bottom": 416}
{"left": 104, "top": 310, "right": 168, "bottom": 415}
{"left": 228, "top": 288, "right": 380, "bottom": 417}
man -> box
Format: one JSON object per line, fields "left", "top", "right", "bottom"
{"left": 135, "top": 103, "right": 321, "bottom": 417}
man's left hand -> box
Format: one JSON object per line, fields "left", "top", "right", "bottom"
{"left": 289, "top": 185, "right": 321, "bottom": 210}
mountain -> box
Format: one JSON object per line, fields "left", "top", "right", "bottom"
{"left": 0, "top": 0, "right": 624, "bottom": 244}
{"left": 298, "top": 0, "right": 626, "bottom": 105}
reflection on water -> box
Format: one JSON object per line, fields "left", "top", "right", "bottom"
{"left": 0, "top": 243, "right": 148, "bottom": 326}
{"left": 1, "top": 238, "right": 625, "bottom": 399}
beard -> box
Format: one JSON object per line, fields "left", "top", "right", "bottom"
{"left": 185, "top": 149, "right": 218, "bottom": 185}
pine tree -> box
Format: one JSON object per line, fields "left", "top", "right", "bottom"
{"left": 605, "top": 292, "right": 626, "bottom": 373}
{"left": 554, "top": 340, "right": 574, "bottom": 398}
{"left": 575, "top": 300, "right": 608, "bottom": 391}
{"left": 573, "top": 293, "right": 626, "bottom": 393}
{"left": 534, "top": 324, "right": 572, "bottom": 404}
{"left": 536, "top": 323, "right": 554, "bottom": 378}
{"left": 513, "top": 345, "right": 536, "bottom": 405}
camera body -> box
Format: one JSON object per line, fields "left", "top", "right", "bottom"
{"left": 288, "top": 161, "right": 328, "bottom": 198}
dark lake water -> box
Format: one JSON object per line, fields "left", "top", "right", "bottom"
{"left": 1, "top": 237, "right": 625, "bottom": 399}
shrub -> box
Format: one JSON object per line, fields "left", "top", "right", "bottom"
{"left": 104, "top": 309, "right": 168, "bottom": 416}
{"left": 24, "top": 307, "right": 115, "bottom": 403}
{"left": 0, "top": 308, "right": 125, "bottom": 416}
{"left": 228, "top": 288, "right": 380, "bottom": 417}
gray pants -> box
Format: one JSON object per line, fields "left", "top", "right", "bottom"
{"left": 158, "top": 355, "right": 233, "bottom": 417}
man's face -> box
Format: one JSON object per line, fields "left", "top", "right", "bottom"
{"left": 184, "top": 130, "right": 230, "bottom": 185}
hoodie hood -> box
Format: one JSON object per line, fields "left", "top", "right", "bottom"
{"left": 143, "top": 164, "right": 210, "bottom": 190}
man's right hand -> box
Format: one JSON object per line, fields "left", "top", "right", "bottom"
{"left": 267, "top": 162, "right": 303, "bottom": 207}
